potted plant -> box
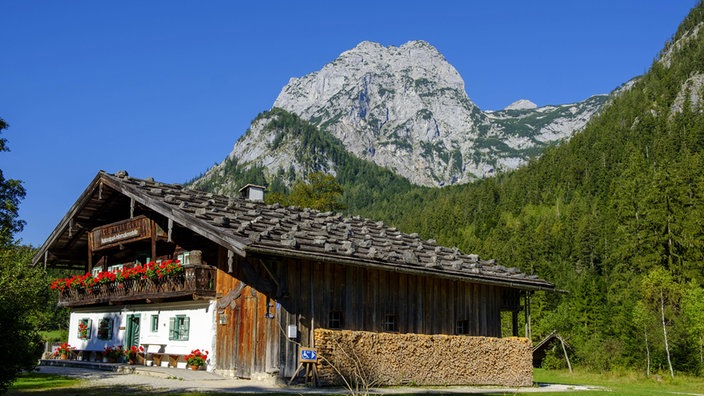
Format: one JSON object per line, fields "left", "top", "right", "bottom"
{"left": 124, "top": 345, "right": 144, "bottom": 365}
{"left": 185, "top": 349, "right": 208, "bottom": 370}
{"left": 53, "top": 343, "right": 74, "bottom": 360}
{"left": 77, "top": 321, "right": 89, "bottom": 339}
{"left": 103, "top": 345, "right": 123, "bottom": 363}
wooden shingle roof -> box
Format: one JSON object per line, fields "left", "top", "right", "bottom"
{"left": 34, "top": 171, "right": 555, "bottom": 292}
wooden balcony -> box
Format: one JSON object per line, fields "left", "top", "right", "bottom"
{"left": 58, "top": 265, "right": 217, "bottom": 307}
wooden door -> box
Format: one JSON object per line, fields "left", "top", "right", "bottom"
{"left": 235, "top": 285, "right": 258, "bottom": 378}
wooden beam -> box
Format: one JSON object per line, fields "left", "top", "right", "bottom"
{"left": 558, "top": 334, "right": 573, "bottom": 373}
{"left": 227, "top": 250, "right": 234, "bottom": 273}
{"left": 150, "top": 220, "right": 156, "bottom": 263}
{"left": 258, "top": 258, "right": 280, "bottom": 288}
{"left": 524, "top": 291, "right": 532, "bottom": 341}
{"left": 167, "top": 218, "right": 173, "bottom": 243}
{"left": 87, "top": 231, "right": 93, "bottom": 272}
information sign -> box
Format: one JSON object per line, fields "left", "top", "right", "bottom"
{"left": 300, "top": 348, "right": 318, "bottom": 363}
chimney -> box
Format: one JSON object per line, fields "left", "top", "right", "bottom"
{"left": 239, "top": 184, "right": 265, "bottom": 201}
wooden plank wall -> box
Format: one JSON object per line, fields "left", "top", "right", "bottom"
{"left": 274, "top": 257, "right": 509, "bottom": 375}
{"left": 216, "top": 252, "right": 516, "bottom": 379}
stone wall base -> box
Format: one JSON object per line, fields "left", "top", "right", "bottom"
{"left": 314, "top": 329, "right": 532, "bottom": 387}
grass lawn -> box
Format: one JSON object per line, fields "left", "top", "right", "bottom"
{"left": 533, "top": 368, "right": 704, "bottom": 395}
{"left": 7, "top": 372, "right": 78, "bottom": 391}
{"left": 6, "top": 372, "right": 161, "bottom": 396}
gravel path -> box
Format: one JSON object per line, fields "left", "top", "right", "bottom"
{"left": 35, "top": 364, "right": 600, "bottom": 394}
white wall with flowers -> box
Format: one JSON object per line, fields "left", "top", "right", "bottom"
{"left": 68, "top": 300, "right": 216, "bottom": 369}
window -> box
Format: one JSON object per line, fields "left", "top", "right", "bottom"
{"left": 456, "top": 319, "right": 469, "bottom": 335}
{"left": 78, "top": 318, "right": 92, "bottom": 340}
{"left": 169, "top": 315, "right": 190, "bottom": 341}
{"left": 383, "top": 314, "right": 398, "bottom": 332}
{"left": 107, "top": 263, "right": 124, "bottom": 272}
{"left": 177, "top": 251, "right": 191, "bottom": 265}
{"left": 150, "top": 315, "right": 159, "bottom": 332}
{"left": 97, "top": 318, "right": 113, "bottom": 340}
{"left": 328, "top": 311, "right": 343, "bottom": 329}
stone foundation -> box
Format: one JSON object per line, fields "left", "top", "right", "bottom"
{"left": 314, "top": 329, "right": 532, "bottom": 387}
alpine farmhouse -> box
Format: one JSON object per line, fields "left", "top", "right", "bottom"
{"left": 34, "top": 170, "right": 555, "bottom": 386}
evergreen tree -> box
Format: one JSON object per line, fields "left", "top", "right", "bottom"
{"left": 0, "top": 118, "right": 44, "bottom": 392}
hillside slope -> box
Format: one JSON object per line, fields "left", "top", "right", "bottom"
{"left": 364, "top": 2, "right": 704, "bottom": 373}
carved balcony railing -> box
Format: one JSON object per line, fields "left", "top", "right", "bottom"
{"left": 57, "top": 265, "right": 217, "bottom": 307}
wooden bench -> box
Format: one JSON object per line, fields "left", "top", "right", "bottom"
{"left": 168, "top": 354, "right": 187, "bottom": 369}
{"left": 142, "top": 343, "right": 166, "bottom": 367}
{"left": 141, "top": 344, "right": 186, "bottom": 368}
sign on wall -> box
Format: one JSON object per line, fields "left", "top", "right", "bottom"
{"left": 89, "top": 216, "right": 164, "bottom": 251}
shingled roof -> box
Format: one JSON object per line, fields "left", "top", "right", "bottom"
{"left": 34, "top": 171, "right": 555, "bottom": 292}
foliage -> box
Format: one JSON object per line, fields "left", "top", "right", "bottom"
{"left": 185, "top": 349, "right": 208, "bottom": 367}
{"left": 267, "top": 171, "right": 346, "bottom": 212}
{"left": 52, "top": 343, "right": 73, "bottom": 358}
{"left": 124, "top": 345, "right": 143, "bottom": 360}
{"left": 0, "top": 245, "right": 47, "bottom": 392}
{"left": 50, "top": 260, "right": 183, "bottom": 291}
{"left": 0, "top": 118, "right": 26, "bottom": 246}
{"left": 103, "top": 345, "right": 124, "bottom": 361}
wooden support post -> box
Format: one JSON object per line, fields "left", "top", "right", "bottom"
{"left": 512, "top": 310, "right": 519, "bottom": 337}
{"left": 167, "top": 218, "right": 173, "bottom": 243}
{"left": 227, "top": 250, "right": 234, "bottom": 273}
{"left": 43, "top": 251, "right": 48, "bottom": 270}
{"left": 87, "top": 232, "right": 93, "bottom": 273}
{"left": 558, "top": 334, "right": 573, "bottom": 373}
{"left": 130, "top": 198, "right": 135, "bottom": 218}
{"left": 150, "top": 221, "right": 156, "bottom": 263}
{"left": 288, "top": 362, "right": 318, "bottom": 387}
{"left": 524, "top": 292, "right": 532, "bottom": 341}
{"left": 310, "top": 266, "right": 315, "bottom": 348}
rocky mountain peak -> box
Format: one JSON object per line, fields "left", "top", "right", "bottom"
{"left": 505, "top": 99, "right": 538, "bottom": 111}
{"left": 212, "top": 40, "right": 609, "bottom": 188}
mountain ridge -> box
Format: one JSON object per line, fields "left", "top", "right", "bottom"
{"left": 195, "top": 40, "right": 610, "bottom": 189}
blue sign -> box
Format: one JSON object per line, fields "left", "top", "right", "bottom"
{"left": 300, "top": 348, "right": 317, "bottom": 362}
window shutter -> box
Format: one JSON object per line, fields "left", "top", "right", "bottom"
{"left": 168, "top": 317, "right": 176, "bottom": 340}
{"left": 107, "top": 318, "right": 113, "bottom": 340}
{"left": 87, "top": 319, "right": 93, "bottom": 339}
{"left": 182, "top": 317, "right": 190, "bottom": 341}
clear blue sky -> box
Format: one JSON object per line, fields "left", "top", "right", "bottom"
{"left": 1, "top": 0, "right": 697, "bottom": 247}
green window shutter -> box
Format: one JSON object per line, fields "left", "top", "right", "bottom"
{"left": 86, "top": 319, "right": 93, "bottom": 339}
{"left": 107, "top": 318, "right": 113, "bottom": 340}
{"left": 168, "top": 317, "right": 176, "bottom": 340}
{"left": 182, "top": 316, "right": 190, "bottom": 341}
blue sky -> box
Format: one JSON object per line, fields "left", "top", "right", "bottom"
{"left": 1, "top": 0, "right": 696, "bottom": 247}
